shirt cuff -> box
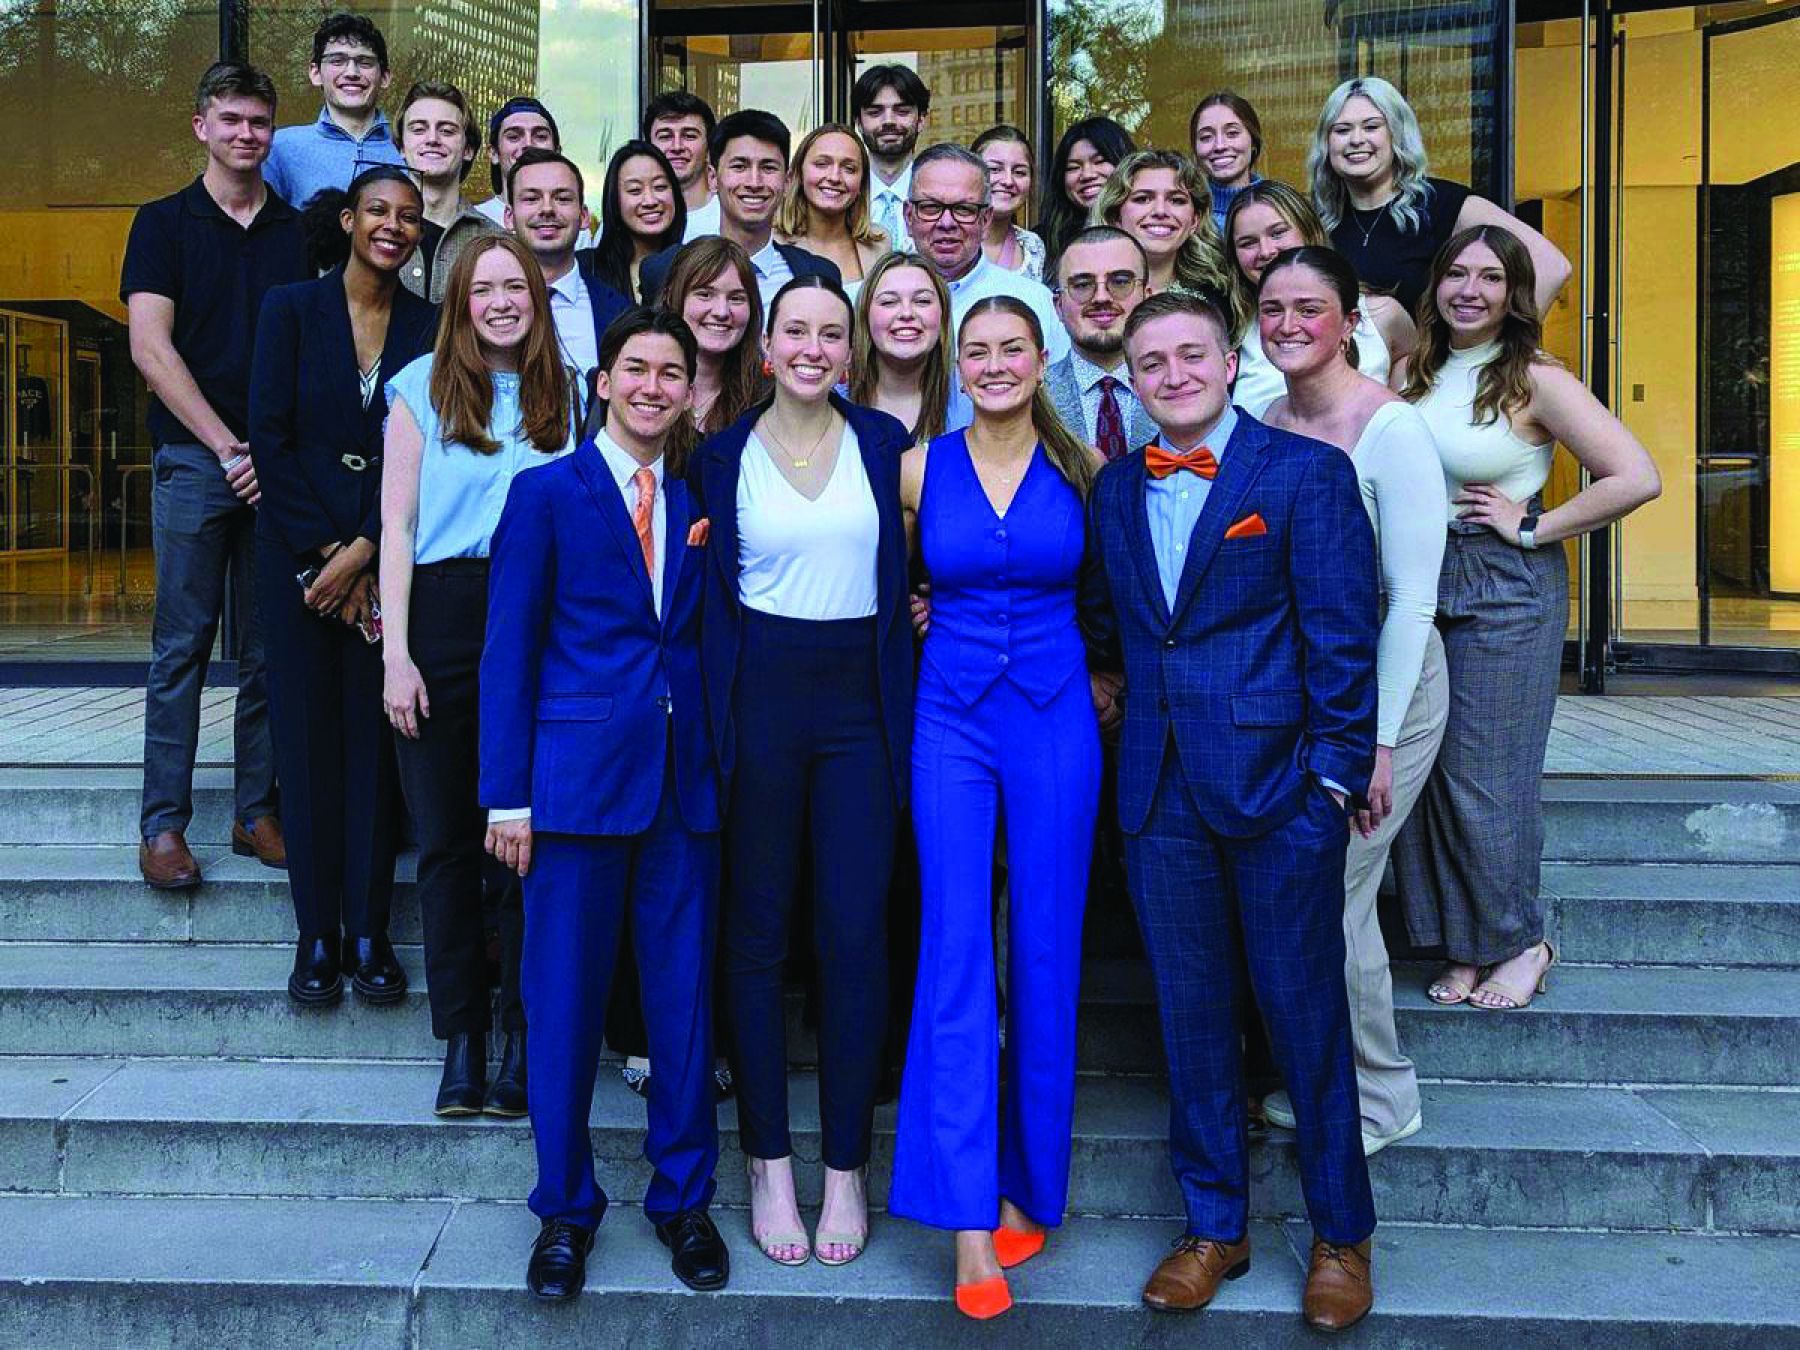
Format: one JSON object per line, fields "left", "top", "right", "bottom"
{"left": 1316, "top": 775, "right": 1349, "bottom": 800}
{"left": 487, "top": 807, "right": 531, "bottom": 824}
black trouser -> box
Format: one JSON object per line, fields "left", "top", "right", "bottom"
{"left": 725, "top": 609, "right": 896, "bottom": 1169}
{"left": 392, "top": 560, "right": 524, "bottom": 1040}
{"left": 257, "top": 535, "right": 397, "bottom": 943}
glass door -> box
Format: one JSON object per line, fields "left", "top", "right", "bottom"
{"left": 650, "top": 0, "right": 826, "bottom": 128}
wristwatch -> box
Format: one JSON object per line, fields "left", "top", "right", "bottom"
{"left": 1518, "top": 513, "right": 1541, "bottom": 550}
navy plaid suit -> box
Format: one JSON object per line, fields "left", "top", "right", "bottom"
{"left": 1079, "top": 412, "right": 1380, "bottom": 1246}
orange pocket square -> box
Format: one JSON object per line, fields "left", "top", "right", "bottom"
{"left": 686, "top": 518, "right": 711, "bottom": 547}
{"left": 1224, "top": 512, "right": 1268, "bottom": 540}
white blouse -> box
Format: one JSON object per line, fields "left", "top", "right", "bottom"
{"left": 1414, "top": 340, "right": 1554, "bottom": 520}
{"left": 737, "top": 424, "right": 879, "bottom": 620}
{"left": 1233, "top": 312, "right": 1390, "bottom": 421}
{"left": 1350, "top": 402, "right": 1450, "bottom": 746}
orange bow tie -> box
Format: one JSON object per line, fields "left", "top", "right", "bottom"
{"left": 1144, "top": 442, "right": 1219, "bottom": 480}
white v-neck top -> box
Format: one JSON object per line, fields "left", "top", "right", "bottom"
{"left": 736, "top": 424, "right": 879, "bottom": 620}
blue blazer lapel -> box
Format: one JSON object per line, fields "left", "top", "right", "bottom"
{"left": 573, "top": 439, "right": 655, "bottom": 609}
{"left": 1122, "top": 451, "right": 1172, "bottom": 627}
{"left": 1169, "top": 419, "right": 1270, "bottom": 624}
{"left": 662, "top": 478, "right": 690, "bottom": 625}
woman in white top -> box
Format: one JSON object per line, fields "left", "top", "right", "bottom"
{"left": 1223, "top": 180, "right": 1414, "bottom": 419}
{"left": 774, "top": 124, "right": 888, "bottom": 304}
{"left": 1394, "top": 225, "right": 1660, "bottom": 1011}
{"left": 379, "top": 234, "right": 577, "bottom": 1119}
{"left": 695, "top": 275, "right": 914, "bottom": 1269}
{"left": 1257, "top": 245, "right": 1447, "bottom": 1152}
{"left": 973, "top": 125, "right": 1047, "bottom": 280}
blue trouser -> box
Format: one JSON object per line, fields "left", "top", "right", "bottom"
{"left": 1126, "top": 745, "right": 1375, "bottom": 1246}
{"left": 891, "top": 670, "right": 1099, "bottom": 1230}
{"left": 521, "top": 774, "right": 720, "bottom": 1229}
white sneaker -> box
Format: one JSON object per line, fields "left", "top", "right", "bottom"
{"left": 1258, "top": 1091, "right": 1423, "bottom": 1157}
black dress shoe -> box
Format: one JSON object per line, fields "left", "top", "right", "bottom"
{"left": 435, "top": 1033, "right": 486, "bottom": 1116}
{"left": 347, "top": 935, "right": 408, "bottom": 1006}
{"left": 287, "top": 937, "right": 343, "bottom": 1008}
{"left": 484, "top": 1031, "right": 528, "bottom": 1117}
{"left": 527, "top": 1217, "right": 594, "bottom": 1300}
{"left": 655, "top": 1208, "right": 729, "bottom": 1291}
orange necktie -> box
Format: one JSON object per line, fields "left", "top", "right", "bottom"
{"left": 631, "top": 466, "right": 656, "bottom": 579}
{"left": 1144, "top": 442, "right": 1219, "bottom": 480}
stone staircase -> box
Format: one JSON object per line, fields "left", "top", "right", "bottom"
{"left": 1, "top": 763, "right": 1798, "bottom": 1346}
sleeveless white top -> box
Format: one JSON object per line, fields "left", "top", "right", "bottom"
{"left": 1414, "top": 340, "right": 1553, "bottom": 520}
{"left": 737, "top": 424, "right": 879, "bottom": 620}
{"left": 1232, "top": 312, "right": 1390, "bottom": 420}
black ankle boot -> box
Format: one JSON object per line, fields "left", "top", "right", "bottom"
{"left": 484, "top": 1031, "right": 528, "bottom": 1117}
{"left": 435, "top": 1033, "right": 486, "bottom": 1116}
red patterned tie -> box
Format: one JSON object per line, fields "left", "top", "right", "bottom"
{"left": 1096, "top": 375, "right": 1129, "bottom": 462}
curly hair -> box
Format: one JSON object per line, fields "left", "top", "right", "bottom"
{"left": 1088, "top": 150, "right": 1231, "bottom": 303}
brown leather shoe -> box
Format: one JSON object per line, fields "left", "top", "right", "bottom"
{"left": 1303, "top": 1237, "right": 1373, "bottom": 1332}
{"left": 1141, "top": 1235, "right": 1251, "bottom": 1312}
{"left": 232, "top": 816, "right": 287, "bottom": 870}
{"left": 139, "top": 831, "right": 202, "bottom": 890}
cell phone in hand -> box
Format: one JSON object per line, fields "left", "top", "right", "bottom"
{"left": 296, "top": 566, "right": 321, "bottom": 590}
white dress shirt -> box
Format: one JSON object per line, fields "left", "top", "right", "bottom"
{"left": 747, "top": 236, "right": 795, "bottom": 313}
{"left": 545, "top": 262, "right": 599, "bottom": 377}
{"left": 869, "top": 160, "right": 912, "bottom": 252}
{"left": 946, "top": 255, "right": 1070, "bottom": 364}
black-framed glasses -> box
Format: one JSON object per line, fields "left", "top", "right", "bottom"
{"left": 908, "top": 198, "right": 985, "bottom": 225}
{"left": 1057, "top": 271, "right": 1145, "bottom": 304}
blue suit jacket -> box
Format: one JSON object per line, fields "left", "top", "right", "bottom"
{"left": 1079, "top": 413, "right": 1379, "bottom": 839}
{"left": 479, "top": 439, "right": 719, "bottom": 836}
{"left": 694, "top": 393, "right": 913, "bottom": 807}
{"left": 248, "top": 268, "right": 437, "bottom": 560}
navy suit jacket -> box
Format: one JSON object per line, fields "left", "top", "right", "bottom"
{"left": 694, "top": 393, "right": 913, "bottom": 807}
{"left": 1079, "top": 413, "right": 1379, "bottom": 839}
{"left": 248, "top": 268, "right": 437, "bottom": 560}
{"left": 479, "top": 439, "right": 719, "bottom": 836}
{"left": 637, "top": 239, "right": 841, "bottom": 309}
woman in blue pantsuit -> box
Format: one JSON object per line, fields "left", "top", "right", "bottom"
{"left": 890, "top": 296, "right": 1105, "bottom": 1321}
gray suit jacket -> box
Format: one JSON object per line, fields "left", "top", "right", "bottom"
{"left": 1046, "top": 354, "right": 1158, "bottom": 452}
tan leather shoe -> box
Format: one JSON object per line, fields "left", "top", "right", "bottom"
{"left": 232, "top": 816, "right": 287, "bottom": 870}
{"left": 1303, "top": 1236, "right": 1373, "bottom": 1332}
{"left": 1141, "top": 1235, "right": 1251, "bottom": 1312}
{"left": 139, "top": 831, "right": 201, "bottom": 890}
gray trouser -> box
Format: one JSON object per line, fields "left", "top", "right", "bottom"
{"left": 1342, "top": 626, "right": 1448, "bottom": 1137}
{"left": 140, "top": 442, "right": 275, "bottom": 838}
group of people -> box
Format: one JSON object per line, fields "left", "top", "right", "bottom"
{"left": 123, "top": 10, "right": 1663, "bottom": 1332}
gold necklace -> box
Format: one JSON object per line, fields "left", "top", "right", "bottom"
{"left": 763, "top": 414, "right": 834, "bottom": 470}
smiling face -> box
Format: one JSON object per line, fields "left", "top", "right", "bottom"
{"left": 800, "top": 131, "right": 864, "bottom": 221}
{"left": 856, "top": 87, "right": 923, "bottom": 163}
{"left": 597, "top": 331, "right": 692, "bottom": 448}
{"left": 679, "top": 262, "right": 753, "bottom": 357}
{"left": 617, "top": 153, "right": 676, "bottom": 243}
{"left": 1258, "top": 262, "right": 1356, "bottom": 379}
{"left": 764, "top": 287, "right": 852, "bottom": 403}
{"left": 489, "top": 111, "right": 557, "bottom": 181}
{"left": 1118, "top": 168, "right": 1199, "bottom": 267}
{"left": 193, "top": 94, "right": 275, "bottom": 174}
{"left": 1055, "top": 236, "right": 1147, "bottom": 358}
{"left": 867, "top": 265, "right": 943, "bottom": 366}
{"left": 650, "top": 113, "right": 710, "bottom": 191}
{"left": 1230, "top": 200, "right": 1303, "bottom": 287}
{"left": 467, "top": 246, "right": 534, "bottom": 353}
{"left": 1327, "top": 94, "right": 1394, "bottom": 190}
{"left": 1062, "top": 138, "right": 1116, "bottom": 208}
{"left": 980, "top": 138, "right": 1033, "bottom": 221}
{"left": 906, "top": 157, "right": 989, "bottom": 279}
{"left": 400, "top": 97, "right": 473, "bottom": 184}
{"left": 716, "top": 134, "right": 786, "bottom": 233}
{"left": 1435, "top": 238, "right": 1510, "bottom": 345}
{"left": 1126, "top": 311, "right": 1236, "bottom": 444}
{"left": 310, "top": 40, "right": 388, "bottom": 117}
{"left": 958, "top": 309, "right": 1045, "bottom": 419}
{"left": 1192, "top": 104, "right": 1255, "bottom": 189}
{"left": 506, "top": 160, "right": 583, "bottom": 262}
{"left": 342, "top": 178, "right": 423, "bottom": 274}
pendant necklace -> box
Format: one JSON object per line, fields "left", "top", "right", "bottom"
{"left": 1349, "top": 197, "right": 1391, "bottom": 249}
{"left": 764, "top": 416, "right": 833, "bottom": 470}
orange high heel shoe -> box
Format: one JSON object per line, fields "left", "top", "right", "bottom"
{"left": 956, "top": 1274, "right": 1013, "bottom": 1320}
{"left": 992, "top": 1226, "right": 1046, "bottom": 1269}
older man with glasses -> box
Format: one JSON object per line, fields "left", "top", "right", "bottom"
{"left": 904, "top": 143, "right": 1068, "bottom": 429}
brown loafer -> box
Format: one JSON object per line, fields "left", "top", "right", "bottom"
{"left": 1142, "top": 1234, "right": 1250, "bottom": 1312}
{"left": 232, "top": 816, "right": 287, "bottom": 870}
{"left": 139, "top": 831, "right": 201, "bottom": 890}
{"left": 1303, "top": 1236, "right": 1373, "bottom": 1332}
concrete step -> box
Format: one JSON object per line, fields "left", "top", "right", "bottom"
{"left": 5, "top": 945, "right": 1799, "bottom": 1087}
{"left": 8, "top": 1057, "right": 1795, "bottom": 1234}
{"left": 3, "top": 1195, "right": 1798, "bottom": 1347}
{"left": 1540, "top": 862, "right": 1800, "bottom": 967}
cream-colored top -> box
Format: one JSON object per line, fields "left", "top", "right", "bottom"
{"left": 736, "top": 425, "right": 879, "bottom": 620}
{"left": 1414, "top": 340, "right": 1553, "bottom": 520}
{"left": 1232, "top": 312, "right": 1390, "bottom": 420}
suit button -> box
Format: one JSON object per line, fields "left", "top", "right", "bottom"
{"left": 655, "top": 695, "right": 672, "bottom": 713}
{"left": 995, "top": 528, "right": 1007, "bottom": 542}
{"left": 1159, "top": 697, "right": 1170, "bottom": 711}
{"left": 997, "top": 654, "right": 1009, "bottom": 667}
{"left": 1163, "top": 638, "right": 1176, "bottom": 650}
{"left": 996, "top": 612, "right": 1009, "bottom": 625}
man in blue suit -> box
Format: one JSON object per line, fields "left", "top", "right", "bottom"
{"left": 481, "top": 308, "right": 728, "bottom": 1301}
{"left": 1079, "top": 292, "right": 1380, "bottom": 1332}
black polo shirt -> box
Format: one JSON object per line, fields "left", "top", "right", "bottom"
{"left": 120, "top": 176, "right": 309, "bottom": 447}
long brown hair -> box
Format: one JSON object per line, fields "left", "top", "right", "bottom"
{"left": 1400, "top": 224, "right": 1545, "bottom": 426}
{"left": 429, "top": 235, "right": 570, "bottom": 453}
{"left": 1221, "top": 179, "right": 1327, "bottom": 341}
{"left": 660, "top": 237, "right": 770, "bottom": 437}
{"left": 775, "top": 122, "right": 886, "bottom": 248}
{"left": 959, "top": 296, "right": 1097, "bottom": 498}
{"left": 851, "top": 252, "right": 952, "bottom": 442}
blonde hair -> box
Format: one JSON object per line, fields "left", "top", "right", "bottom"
{"left": 1308, "top": 76, "right": 1432, "bottom": 233}
{"left": 1088, "top": 150, "right": 1231, "bottom": 302}
{"left": 775, "top": 123, "right": 887, "bottom": 248}
{"left": 850, "top": 252, "right": 952, "bottom": 442}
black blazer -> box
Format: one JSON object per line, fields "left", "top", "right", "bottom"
{"left": 248, "top": 268, "right": 437, "bottom": 560}
{"left": 694, "top": 392, "right": 913, "bottom": 808}
{"left": 637, "top": 238, "right": 842, "bottom": 309}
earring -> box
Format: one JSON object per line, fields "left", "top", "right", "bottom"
{"left": 761, "top": 357, "right": 774, "bottom": 377}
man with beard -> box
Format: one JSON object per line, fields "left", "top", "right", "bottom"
{"left": 644, "top": 91, "right": 722, "bottom": 241}
{"left": 855, "top": 65, "right": 930, "bottom": 252}
{"left": 505, "top": 148, "right": 630, "bottom": 383}
{"left": 1048, "top": 226, "right": 1158, "bottom": 458}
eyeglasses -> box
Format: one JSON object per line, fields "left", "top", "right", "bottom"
{"left": 319, "top": 53, "right": 381, "bottom": 73}
{"left": 908, "top": 198, "right": 985, "bottom": 225}
{"left": 1057, "top": 271, "right": 1145, "bottom": 303}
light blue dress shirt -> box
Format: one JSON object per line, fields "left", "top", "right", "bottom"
{"left": 1144, "top": 405, "right": 1236, "bottom": 611}
{"left": 385, "top": 354, "right": 576, "bottom": 564}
